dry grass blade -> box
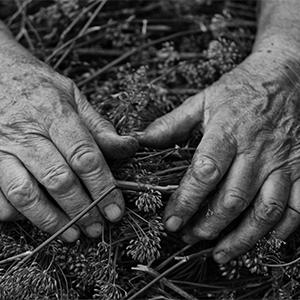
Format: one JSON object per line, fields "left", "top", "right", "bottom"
{"left": 53, "top": 0, "right": 108, "bottom": 69}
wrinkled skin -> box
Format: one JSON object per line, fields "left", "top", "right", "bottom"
{"left": 0, "top": 41, "right": 138, "bottom": 242}
{"left": 138, "top": 49, "right": 300, "bottom": 264}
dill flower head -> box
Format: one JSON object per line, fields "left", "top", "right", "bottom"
{"left": 135, "top": 189, "right": 163, "bottom": 213}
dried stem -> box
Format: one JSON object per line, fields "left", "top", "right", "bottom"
{"left": 0, "top": 251, "right": 32, "bottom": 265}
{"left": 53, "top": 0, "right": 108, "bottom": 69}
{"left": 133, "top": 265, "right": 198, "bottom": 300}
{"left": 156, "top": 244, "right": 192, "bottom": 271}
{"left": 116, "top": 180, "right": 178, "bottom": 193}
{"left": 126, "top": 247, "right": 213, "bottom": 300}
{"left": 263, "top": 255, "right": 300, "bottom": 268}
{"left": 126, "top": 260, "right": 186, "bottom": 300}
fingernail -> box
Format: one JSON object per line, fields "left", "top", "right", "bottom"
{"left": 86, "top": 223, "right": 103, "bottom": 238}
{"left": 165, "top": 216, "right": 183, "bottom": 232}
{"left": 62, "top": 226, "right": 80, "bottom": 243}
{"left": 214, "top": 250, "right": 230, "bottom": 264}
{"left": 104, "top": 204, "right": 122, "bottom": 222}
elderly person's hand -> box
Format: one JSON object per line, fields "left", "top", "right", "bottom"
{"left": 0, "top": 22, "right": 138, "bottom": 242}
{"left": 137, "top": 0, "right": 300, "bottom": 263}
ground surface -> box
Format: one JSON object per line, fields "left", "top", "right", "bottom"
{"left": 0, "top": 1, "right": 300, "bottom": 299}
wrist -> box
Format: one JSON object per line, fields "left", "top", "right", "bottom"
{"left": 236, "top": 46, "right": 300, "bottom": 95}
{"left": 249, "top": 33, "right": 300, "bottom": 82}
{"left": 253, "top": 33, "right": 300, "bottom": 63}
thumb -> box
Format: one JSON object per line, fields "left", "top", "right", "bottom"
{"left": 136, "top": 92, "right": 205, "bottom": 148}
{"left": 74, "top": 86, "right": 139, "bottom": 159}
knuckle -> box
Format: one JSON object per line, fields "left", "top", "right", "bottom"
{"left": 89, "top": 116, "right": 111, "bottom": 132}
{"left": 41, "top": 165, "right": 76, "bottom": 193}
{"left": 191, "top": 156, "right": 220, "bottom": 187}
{"left": 236, "top": 236, "right": 253, "bottom": 252}
{"left": 39, "top": 213, "right": 60, "bottom": 232}
{"left": 70, "top": 142, "right": 102, "bottom": 173}
{"left": 254, "top": 199, "right": 284, "bottom": 224}
{"left": 194, "top": 226, "right": 218, "bottom": 240}
{"left": 7, "top": 177, "right": 39, "bottom": 209}
{"left": 174, "top": 192, "right": 199, "bottom": 216}
{"left": 223, "top": 188, "right": 249, "bottom": 212}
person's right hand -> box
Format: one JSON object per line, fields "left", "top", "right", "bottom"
{"left": 0, "top": 44, "right": 138, "bottom": 242}
{"left": 136, "top": 48, "right": 300, "bottom": 264}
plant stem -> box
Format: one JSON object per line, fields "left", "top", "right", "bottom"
{"left": 175, "top": 247, "right": 213, "bottom": 261}
{"left": 0, "top": 250, "right": 32, "bottom": 265}
{"left": 263, "top": 255, "right": 300, "bottom": 268}
{"left": 53, "top": 0, "right": 108, "bottom": 69}
{"left": 156, "top": 244, "right": 192, "bottom": 271}
{"left": 126, "top": 247, "right": 213, "bottom": 300}
{"left": 126, "top": 260, "right": 186, "bottom": 300}
{"left": 116, "top": 180, "right": 178, "bottom": 193}
{"left": 134, "top": 265, "right": 198, "bottom": 300}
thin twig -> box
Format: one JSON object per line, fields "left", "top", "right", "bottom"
{"left": 46, "top": 26, "right": 108, "bottom": 63}
{"left": 116, "top": 180, "right": 178, "bottom": 193}
{"left": 0, "top": 250, "right": 32, "bottom": 265}
{"left": 174, "top": 247, "right": 213, "bottom": 261}
{"left": 135, "top": 149, "right": 175, "bottom": 162}
{"left": 78, "top": 28, "right": 204, "bottom": 87}
{"left": 156, "top": 244, "right": 192, "bottom": 271}
{"left": 263, "top": 255, "right": 300, "bottom": 268}
{"left": 53, "top": 0, "right": 108, "bottom": 69}
{"left": 127, "top": 260, "right": 186, "bottom": 300}
{"left": 126, "top": 247, "right": 213, "bottom": 300}
{"left": 134, "top": 265, "right": 198, "bottom": 300}
{"left": 60, "top": 0, "right": 99, "bottom": 42}
{"left": 8, "top": 0, "right": 31, "bottom": 26}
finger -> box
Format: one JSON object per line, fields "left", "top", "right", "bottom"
{"left": 73, "top": 86, "right": 139, "bottom": 159}
{"left": 0, "top": 154, "right": 79, "bottom": 242}
{"left": 164, "top": 125, "right": 236, "bottom": 232}
{"left": 0, "top": 189, "right": 22, "bottom": 221}
{"left": 16, "top": 138, "right": 104, "bottom": 238}
{"left": 213, "top": 170, "right": 290, "bottom": 264}
{"left": 48, "top": 105, "right": 125, "bottom": 223}
{"left": 273, "top": 179, "right": 300, "bottom": 240}
{"left": 136, "top": 93, "right": 205, "bottom": 148}
{"left": 184, "top": 155, "right": 262, "bottom": 241}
